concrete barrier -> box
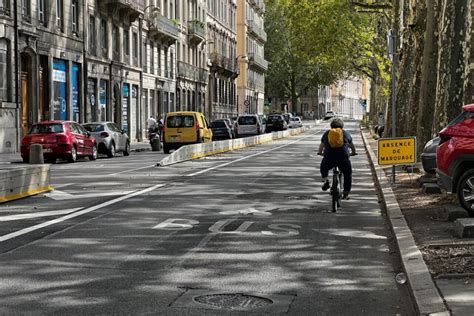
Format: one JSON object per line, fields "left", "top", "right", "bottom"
{"left": 158, "top": 121, "right": 320, "bottom": 167}
{"left": 0, "top": 165, "right": 53, "bottom": 203}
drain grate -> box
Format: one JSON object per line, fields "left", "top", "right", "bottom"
{"left": 193, "top": 293, "right": 273, "bottom": 310}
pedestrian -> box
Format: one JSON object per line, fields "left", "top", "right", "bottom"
{"left": 147, "top": 115, "right": 157, "bottom": 129}
{"left": 376, "top": 112, "right": 385, "bottom": 137}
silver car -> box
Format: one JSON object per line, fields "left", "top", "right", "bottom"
{"left": 82, "top": 122, "right": 130, "bottom": 158}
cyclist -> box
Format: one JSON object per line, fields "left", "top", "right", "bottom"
{"left": 317, "top": 118, "right": 357, "bottom": 199}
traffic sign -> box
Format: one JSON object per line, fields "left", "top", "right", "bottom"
{"left": 378, "top": 137, "right": 416, "bottom": 166}
{"left": 244, "top": 100, "right": 250, "bottom": 106}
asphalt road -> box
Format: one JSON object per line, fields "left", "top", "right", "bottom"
{"left": 0, "top": 122, "right": 415, "bottom": 315}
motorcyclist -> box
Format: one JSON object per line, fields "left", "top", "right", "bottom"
{"left": 317, "top": 118, "right": 357, "bottom": 199}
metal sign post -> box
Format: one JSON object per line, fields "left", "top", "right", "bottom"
{"left": 388, "top": 29, "right": 398, "bottom": 183}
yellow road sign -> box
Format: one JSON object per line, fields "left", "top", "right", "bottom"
{"left": 378, "top": 137, "right": 417, "bottom": 165}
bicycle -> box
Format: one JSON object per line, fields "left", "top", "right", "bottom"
{"left": 318, "top": 152, "right": 357, "bottom": 212}
{"left": 330, "top": 166, "right": 343, "bottom": 212}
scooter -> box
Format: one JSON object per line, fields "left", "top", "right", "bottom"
{"left": 148, "top": 124, "right": 162, "bottom": 151}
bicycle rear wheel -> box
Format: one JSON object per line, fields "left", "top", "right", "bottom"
{"left": 337, "top": 173, "right": 343, "bottom": 207}
{"left": 332, "top": 173, "right": 339, "bottom": 212}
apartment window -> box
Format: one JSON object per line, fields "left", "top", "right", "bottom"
{"left": 38, "top": 0, "right": 47, "bottom": 25}
{"left": 112, "top": 25, "right": 119, "bottom": 61}
{"left": 22, "top": 0, "right": 31, "bottom": 22}
{"left": 0, "top": 0, "right": 11, "bottom": 16}
{"left": 170, "top": 52, "right": 174, "bottom": 79}
{"left": 157, "top": 46, "right": 161, "bottom": 75}
{"left": 89, "top": 15, "right": 96, "bottom": 55}
{"left": 100, "top": 19, "right": 108, "bottom": 58}
{"left": 150, "top": 43, "right": 154, "bottom": 74}
{"left": 124, "top": 27, "right": 130, "bottom": 59}
{"left": 132, "top": 32, "right": 138, "bottom": 65}
{"left": 71, "top": 0, "right": 79, "bottom": 35}
{"left": 0, "top": 40, "right": 9, "bottom": 101}
{"left": 142, "top": 39, "right": 147, "bottom": 71}
{"left": 164, "top": 48, "right": 169, "bottom": 78}
{"left": 56, "top": 0, "right": 64, "bottom": 31}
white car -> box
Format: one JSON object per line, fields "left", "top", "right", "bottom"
{"left": 236, "top": 114, "right": 261, "bottom": 137}
{"left": 288, "top": 117, "right": 303, "bottom": 128}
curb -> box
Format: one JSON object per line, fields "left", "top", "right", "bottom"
{"left": 360, "top": 129, "right": 450, "bottom": 316}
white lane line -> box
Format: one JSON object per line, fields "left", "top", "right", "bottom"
{"left": 108, "top": 164, "right": 156, "bottom": 176}
{"left": 0, "top": 183, "right": 166, "bottom": 243}
{"left": 186, "top": 130, "right": 323, "bottom": 177}
{"left": 45, "top": 190, "right": 135, "bottom": 201}
{"left": 0, "top": 208, "right": 83, "bottom": 222}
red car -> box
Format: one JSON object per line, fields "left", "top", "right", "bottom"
{"left": 21, "top": 121, "right": 98, "bottom": 163}
{"left": 437, "top": 104, "right": 474, "bottom": 215}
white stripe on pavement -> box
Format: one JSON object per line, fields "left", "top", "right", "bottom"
{"left": 0, "top": 183, "right": 166, "bottom": 243}
{"left": 186, "top": 131, "right": 323, "bottom": 177}
{"left": 0, "top": 208, "right": 83, "bottom": 222}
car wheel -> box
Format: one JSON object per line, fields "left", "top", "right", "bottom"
{"left": 163, "top": 143, "right": 170, "bottom": 154}
{"left": 89, "top": 145, "right": 98, "bottom": 160}
{"left": 107, "top": 143, "right": 116, "bottom": 158}
{"left": 68, "top": 146, "right": 77, "bottom": 163}
{"left": 46, "top": 158, "right": 56, "bottom": 164}
{"left": 457, "top": 169, "right": 474, "bottom": 216}
{"left": 22, "top": 156, "right": 29, "bottom": 163}
{"left": 123, "top": 142, "right": 130, "bottom": 156}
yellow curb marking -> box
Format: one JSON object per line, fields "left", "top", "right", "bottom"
{"left": 0, "top": 186, "right": 54, "bottom": 203}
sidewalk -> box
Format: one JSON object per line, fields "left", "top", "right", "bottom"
{"left": 361, "top": 127, "right": 474, "bottom": 316}
{"left": 0, "top": 142, "right": 151, "bottom": 164}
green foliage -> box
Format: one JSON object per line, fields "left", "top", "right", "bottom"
{"left": 265, "top": 0, "right": 391, "bottom": 100}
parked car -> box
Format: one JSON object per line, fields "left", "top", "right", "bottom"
{"left": 258, "top": 114, "right": 267, "bottom": 134}
{"left": 266, "top": 114, "right": 288, "bottom": 132}
{"left": 421, "top": 136, "right": 440, "bottom": 174}
{"left": 236, "top": 114, "right": 262, "bottom": 137}
{"left": 436, "top": 104, "right": 474, "bottom": 215}
{"left": 288, "top": 116, "right": 303, "bottom": 128}
{"left": 82, "top": 122, "right": 130, "bottom": 158}
{"left": 226, "top": 118, "right": 238, "bottom": 138}
{"left": 21, "top": 121, "right": 97, "bottom": 163}
{"left": 211, "top": 120, "right": 233, "bottom": 140}
{"left": 162, "top": 111, "right": 212, "bottom": 154}
{"left": 324, "top": 111, "right": 335, "bottom": 120}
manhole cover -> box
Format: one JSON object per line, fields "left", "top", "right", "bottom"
{"left": 193, "top": 293, "right": 273, "bottom": 310}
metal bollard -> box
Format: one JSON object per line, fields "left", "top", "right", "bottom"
{"left": 29, "top": 144, "right": 44, "bottom": 164}
{"left": 151, "top": 138, "right": 162, "bottom": 151}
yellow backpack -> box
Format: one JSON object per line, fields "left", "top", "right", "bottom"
{"left": 328, "top": 128, "right": 344, "bottom": 148}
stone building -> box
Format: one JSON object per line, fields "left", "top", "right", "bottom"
{"left": 236, "top": 0, "right": 267, "bottom": 115}
{"left": 0, "top": 0, "right": 248, "bottom": 153}
{"left": 207, "top": 0, "right": 238, "bottom": 120}
{"left": 0, "top": 0, "right": 85, "bottom": 153}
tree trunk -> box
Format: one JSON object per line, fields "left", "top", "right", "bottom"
{"left": 416, "top": 0, "right": 441, "bottom": 155}
{"left": 433, "top": 0, "right": 471, "bottom": 134}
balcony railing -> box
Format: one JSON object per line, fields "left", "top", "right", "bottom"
{"left": 148, "top": 15, "right": 179, "bottom": 45}
{"left": 246, "top": 20, "right": 267, "bottom": 43}
{"left": 210, "top": 52, "right": 238, "bottom": 75}
{"left": 256, "top": 0, "right": 265, "bottom": 14}
{"left": 177, "top": 61, "right": 209, "bottom": 84}
{"left": 100, "top": 0, "right": 145, "bottom": 22}
{"left": 188, "top": 20, "right": 205, "bottom": 45}
{"left": 247, "top": 53, "right": 268, "bottom": 72}
{"left": 0, "top": 6, "right": 10, "bottom": 16}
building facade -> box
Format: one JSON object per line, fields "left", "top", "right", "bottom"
{"left": 330, "top": 77, "right": 368, "bottom": 120}
{"left": 236, "top": 0, "right": 266, "bottom": 115}
{"left": 207, "top": 0, "right": 238, "bottom": 120}
{"left": 0, "top": 0, "right": 85, "bottom": 153}
{"left": 0, "top": 0, "right": 253, "bottom": 153}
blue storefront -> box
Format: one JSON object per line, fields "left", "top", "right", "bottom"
{"left": 52, "top": 59, "right": 67, "bottom": 120}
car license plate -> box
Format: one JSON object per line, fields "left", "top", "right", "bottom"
{"left": 43, "top": 148, "right": 52, "bottom": 153}
{"left": 170, "top": 135, "right": 180, "bottom": 140}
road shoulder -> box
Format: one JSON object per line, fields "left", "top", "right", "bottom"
{"left": 361, "top": 128, "right": 449, "bottom": 315}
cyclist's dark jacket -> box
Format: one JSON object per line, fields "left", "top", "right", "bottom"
{"left": 321, "top": 129, "right": 353, "bottom": 158}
